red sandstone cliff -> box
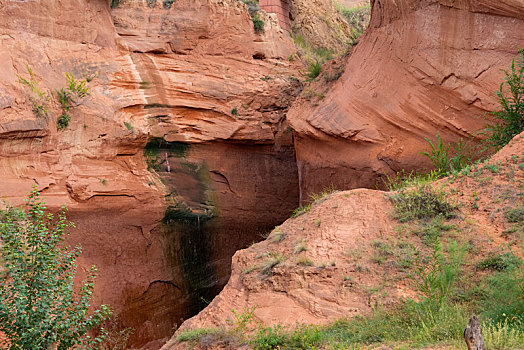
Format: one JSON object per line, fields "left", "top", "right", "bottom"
{"left": 288, "top": 0, "right": 524, "bottom": 198}
{"left": 0, "top": 0, "right": 301, "bottom": 347}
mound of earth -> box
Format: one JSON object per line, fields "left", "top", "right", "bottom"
{"left": 163, "top": 131, "right": 524, "bottom": 349}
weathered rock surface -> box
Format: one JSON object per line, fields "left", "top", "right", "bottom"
{"left": 288, "top": 0, "right": 524, "bottom": 198}
{"left": 0, "top": 0, "right": 301, "bottom": 347}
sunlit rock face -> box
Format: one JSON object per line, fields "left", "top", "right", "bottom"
{"left": 288, "top": 0, "right": 524, "bottom": 198}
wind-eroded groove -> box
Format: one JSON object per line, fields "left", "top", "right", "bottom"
{"left": 135, "top": 280, "right": 183, "bottom": 300}
{"left": 86, "top": 193, "right": 137, "bottom": 200}
{"left": 210, "top": 170, "right": 235, "bottom": 194}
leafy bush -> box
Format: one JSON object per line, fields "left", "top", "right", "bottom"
{"left": 241, "top": 1, "right": 264, "bottom": 33}
{"left": 56, "top": 88, "right": 72, "bottom": 111}
{"left": 391, "top": 185, "right": 456, "bottom": 222}
{"left": 65, "top": 73, "right": 89, "bottom": 99}
{"left": 250, "top": 325, "right": 287, "bottom": 349}
{"left": 0, "top": 188, "right": 111, "bottom": 349}
{"left": 486, "top": 50, "right": 524, "bottom": 148}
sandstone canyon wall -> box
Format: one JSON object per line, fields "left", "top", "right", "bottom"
{"left": 0, "top": 0, "right": 301, "bottom": 347}
{"left": 288, "top": 0, "right": 524, "bottom": 198}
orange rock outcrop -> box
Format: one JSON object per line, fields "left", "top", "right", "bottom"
{"left": 288, "top": 0, "right": 524, "bottom": 198}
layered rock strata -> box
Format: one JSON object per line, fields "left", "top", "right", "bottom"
{"left": 288, "top": 0, "right": 524, "bottom": 198}
{"left": 0, "top": 0, "right": 301, "bottom": 347}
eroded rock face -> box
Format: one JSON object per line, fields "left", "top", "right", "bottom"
{"left": 0, "top": 0, "right": 301, "bottom": 347}
{"left": 288, "top": 0, "right": 524, "bottom": 198}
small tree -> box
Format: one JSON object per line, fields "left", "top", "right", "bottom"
{"left": 0, "top": 188, "right": 111, "bottom": 349}
{"left": 487, "top": 50, "right": 524, "bottom": 148}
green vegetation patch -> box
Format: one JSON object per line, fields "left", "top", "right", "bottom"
{"left": 505, "top": 207, "right": 524, "bottom": 223}
{"left": 0, "top": 188, "right": 111, "bottom": 349}
{"left": 390, "top": 185, "right": 456, "bottom": 222}
{"left": 485, "top": 50, "right": 524, "bottom": 149}
{"left": 477, "top": 252, "right": 522, "bottom": 271}
{"left": 144, "top": 137, "right": 190, "bottom": 171}
{"left": 335, "top": 2, "right": 371, "bottom": 46}
{"left": 164, "top": 203, "right": 212, "bottom": 226}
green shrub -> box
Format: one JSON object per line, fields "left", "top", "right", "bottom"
{"left": 483, "top": 319, "right": 524, "bottom": 350}
{"left": 56, "top": 88, "right": 72, "bottom": 111}
{"left": 505, "top": 207, "right": 524, "bottom": 223}
{"left": 479, "top": 265, "right": 524, "bottom": 325}
{"left": 307, "top": 61, "right": 322, "bottom": 81}
{"left": 124, "top": 121, "right": 134, "bottom": 132}
{"left": 391, "top": 185, "right": 456, "bottom": 222}
{"left": 422, "top": 133, "right": 470, "bottom": 175}
{"left": 57, "top": 113, "right": 71, "bottom": 130}
{"left": 243, "top": 0, "right": 264, "bottom": 34}
{"left": 412, "top": 239, "right": 466, "bottom": 312}
{"left": 252, "top": 13, "right": 265, "bottom": 33}
{"left": 0, "top": 187, "right": 111, "bottom": 349}
{"left": 65, "top": 73, "right": 89, "bottom": 99}
{"left": 486, "top": 50, "right": 524, "bottom": 148}
{"left": 17, "top": 66, "right": 49, "bottom": 118}
{"left": 250, "top": 325, "right": 287, "bottom": 349}
{"left": 477, "top": 252, "right": 522, "bottom": 271}
{"left": 163, "top": 0, "right": 175, "bottom": 9}
{"left": 56, "top": 73, "right": 90, "bottom": 130}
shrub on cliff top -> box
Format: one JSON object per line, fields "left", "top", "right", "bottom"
{"left": 0, "top": 187, "right": 111, "bottom": 349}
